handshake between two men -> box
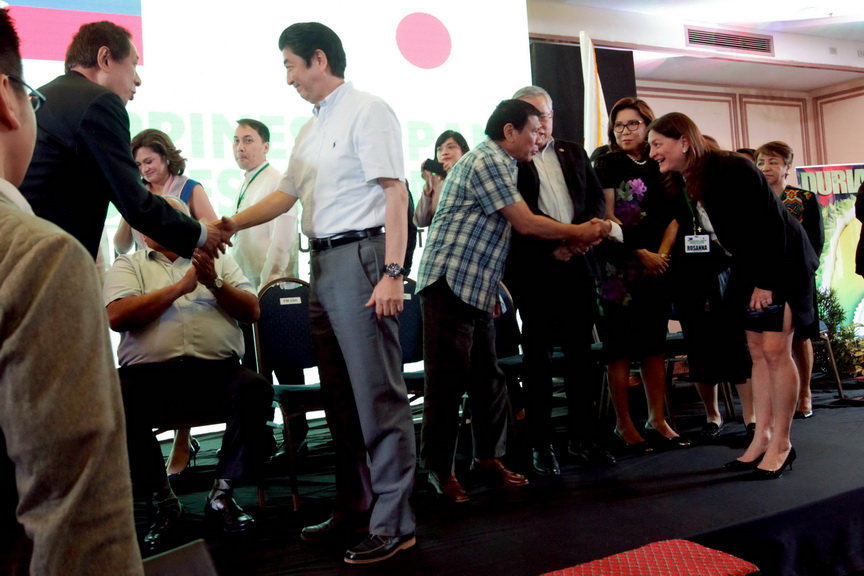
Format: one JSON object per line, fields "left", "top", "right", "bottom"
{"left": 548, "top": 217, "right": 614, "bottom": 262}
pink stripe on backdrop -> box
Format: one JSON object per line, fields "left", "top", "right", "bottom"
{"left": 11, "top": 6, "right": 144, "bottom": 64}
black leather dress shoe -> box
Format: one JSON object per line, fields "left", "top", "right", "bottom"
{"left": 698, "top": 422, "right": 723, "bottom": 441}
{"left": 204, "top": 494, "right": 255, "bottom": 533}
{"left": 532, "top": 445, "right": 561, "bottom": 476}
{"left": 568, "top": 440, "right": 617, "bottom": 466}
{"left": 144, "top": 500, "right": 182, "bottom": 550}
{"left": 344, "top": 533, "right": 416, "bottom": 564}
{"left": 300, "top": 513, "right": 370, "bottom": 542}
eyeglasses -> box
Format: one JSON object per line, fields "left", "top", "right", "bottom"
{"left": 539, "top": 110, "right": 554, "bottom": 121}
{"left": 8, "top": 75, "right": 46, "bottom": 112}
{"left": 612, "top": 120, "right": 644, "bottom": 133}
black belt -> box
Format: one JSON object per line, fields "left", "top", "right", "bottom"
{"left": 309, "top": 227, "right": 385, "bottom": 251}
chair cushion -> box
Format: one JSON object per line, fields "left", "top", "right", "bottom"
{"left": 539, "top": 539, "right": 758, "bottom": 576}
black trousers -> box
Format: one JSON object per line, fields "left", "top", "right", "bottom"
{"left": 419, "top": 278, "right": 509, "bottom": 476}
{"left": 119, "top": 358, "right": 273, "bottom": 492}
{"left": 507, "top": 270, "right": 602, "bottom": 447}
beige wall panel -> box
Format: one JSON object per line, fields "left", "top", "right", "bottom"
{"left": 637, "top": 88, "right": 738, "bottom": 150}
{"left": 740, "top": 98, "right": 809, "bottom": 170}
{"left": 816, "top": 89, "right": 864, "bottom": 165}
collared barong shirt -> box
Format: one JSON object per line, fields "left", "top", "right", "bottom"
{"left": 232, "top": 161, "right": 299, "bottom": 291}
{"left": 416, "top": 138, "right": 524, "bottom": 313}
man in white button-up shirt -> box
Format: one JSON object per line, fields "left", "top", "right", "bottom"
{"left": 218, "top": 22, "right": 415, "bottom": 565}
{"left": 105, "top": 196, "right": 273, "bottom": 550}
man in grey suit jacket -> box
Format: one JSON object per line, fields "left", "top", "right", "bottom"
{"left": 0, "top": 10, "right": 142, "bottom": 574}
{"left": 20, "top": 21, "right": 225, "bottom": 260}
{"left": 505, "top": 86, "right": 616, "bottom": 476}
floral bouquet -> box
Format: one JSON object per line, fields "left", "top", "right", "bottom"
{"left": 614, "top": 178, "right": 647, "bottom": 227}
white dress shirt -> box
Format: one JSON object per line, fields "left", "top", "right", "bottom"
{"left": 103, "top": 249, "right": 255, "bottom": 366}
{"left": 534, "top": 139, "right": 574, "bottom": 224}
{"left": 277, "top": 82, "right": 406, "bottom": 238}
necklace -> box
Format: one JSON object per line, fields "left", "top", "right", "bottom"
{"left": 626, "top": 153, "right": 647, "bottom": 165}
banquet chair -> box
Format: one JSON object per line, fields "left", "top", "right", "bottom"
{"left": 814, "top": 319, "right": 845, "bottom": 399}
{"left": 399, "top": 278, "right": 425, "bottom": 401}
{"left": 494, "top": 282, "right": 525, "bottom": 419}
{"left": 663, "top": 331, "right": 737, "bottom": 426}
{"left": 254, "top": 277, "right": 323, "bottom": 511}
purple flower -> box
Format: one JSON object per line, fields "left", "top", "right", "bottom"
{"left": 600, "top": 277, "right": 628, "bottom": 304}
{"left": 628, "top": 179, "right": 647, "bottom": 200}
{"left": 615, "top": 200, "right": 644, "bottom": 227}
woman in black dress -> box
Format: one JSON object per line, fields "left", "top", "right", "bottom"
{"left": 594, "top": 98, "right": 686, "bottom": 450}
{"left": 648, "top": 113, "right": 819, "bottom": 479}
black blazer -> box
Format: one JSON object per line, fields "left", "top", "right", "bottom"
{"left": 856, "top": 181, "right": 864, "bottom": 277}
{"left": 507, "top": 139, "right": 605, "bottom": 278}
{"left": 20, "top": 72, "right": 201, "bottom": 259}
{"left": 690, "top": 152, "right": 818, "bottom": 325}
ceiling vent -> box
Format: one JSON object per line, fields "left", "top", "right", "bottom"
{"left": 686, "top": 26, "right": 774, "bottom": 56}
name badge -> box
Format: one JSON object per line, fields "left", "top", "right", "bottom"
{"left": 684, "top": 234, "right": 710, "bottom": 253}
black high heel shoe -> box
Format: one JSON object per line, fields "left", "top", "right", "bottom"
{"left": 613, "top": 428, "right": 653, "bottom": 454}
{"left": 745, "top": 447, "right": 796, "bottom": 481}
{"left": 168, "top": 437, "right": 200, "bottom": 482}
{"left": 722, "top": 454, "right": 763, "bottom": 471}
{"left": 643, "top": 422, "right": 692, "bottom": 448}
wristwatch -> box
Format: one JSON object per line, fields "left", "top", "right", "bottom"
{"left": 383, "top": 263, "right": 406, "bottom": 278}
{"left": 209, "top": 277, "right": 224, "bottom": 292}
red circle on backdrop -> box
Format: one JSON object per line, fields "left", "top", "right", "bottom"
{"left": 396, "top": 13, "right": 451, "bottom": 69}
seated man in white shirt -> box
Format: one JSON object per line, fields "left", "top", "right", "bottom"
{"left": 103, "top": 196, "right": 273, "bottom": 550}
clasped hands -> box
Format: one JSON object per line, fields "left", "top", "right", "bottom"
{"left": 173, "top": 249, "right": 220, "bottom": 294}
{"left": 553, "top": 218, "right": 612, "bottom": 262}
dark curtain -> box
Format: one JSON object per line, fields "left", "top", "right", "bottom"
{"left": 530, "top": 41, "right": 637, "bottom": 148}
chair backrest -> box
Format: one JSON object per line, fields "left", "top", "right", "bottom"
{"left": 494, "top": 282, "right": 521, "bottom": 358}
{"left": 400, "top": 278, "right": 423, "bottom": 364}
{"left": 254, "top": 277, "right": 316, "bottom": 383}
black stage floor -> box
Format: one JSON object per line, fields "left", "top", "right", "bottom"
{"left": 139, "top": 380, "right": 864, "bottom": 576}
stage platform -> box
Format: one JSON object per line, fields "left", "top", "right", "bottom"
{"left": 139, "top": 383, "right": 864, "bottom": 576}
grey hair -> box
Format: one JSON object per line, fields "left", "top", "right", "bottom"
{"left": 162, "top": 195, "right": 191, "bottom": 216}
{"left": 512, "top": 85, "right": 552, "bottom": 105}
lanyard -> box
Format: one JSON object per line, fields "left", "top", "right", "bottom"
{"left": 235, "top": 163, "right": 269, "bottom": 212}
{"left": 683, "top": 185, "right": 702, "bottom": 234}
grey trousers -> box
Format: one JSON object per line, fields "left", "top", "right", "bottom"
{"left": 309, "top": 235, "right": 416, "bottom": 537}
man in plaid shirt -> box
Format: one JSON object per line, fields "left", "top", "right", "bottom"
{"left": 416, "top": 99, "right": 611, "bottom": 502}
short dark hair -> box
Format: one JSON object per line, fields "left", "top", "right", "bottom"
{"left": 0, "top": 9, "right": 23, "bottom": 80}
{"left": 607, "top": 97, "right": 656, "bottom": 153}
{"left": 278, "top": 22, "right": 346, "bottom": 78}
{"left": 237, "top": 118, "right": 271, "bottom": 144}
{"left": 755, "top": 141, "right": 793, "bottom": 165}
{"left": 65, "top": 21, "right": 133, "bottom": 72}
{"left": 130, "top": 128, "right": 186, "bottom": 178}
{"left": 485, "top": 99, "right": 541, "bottom": 141}
{"left": 434, "top": 130, "right": 470, "bottom": 156}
